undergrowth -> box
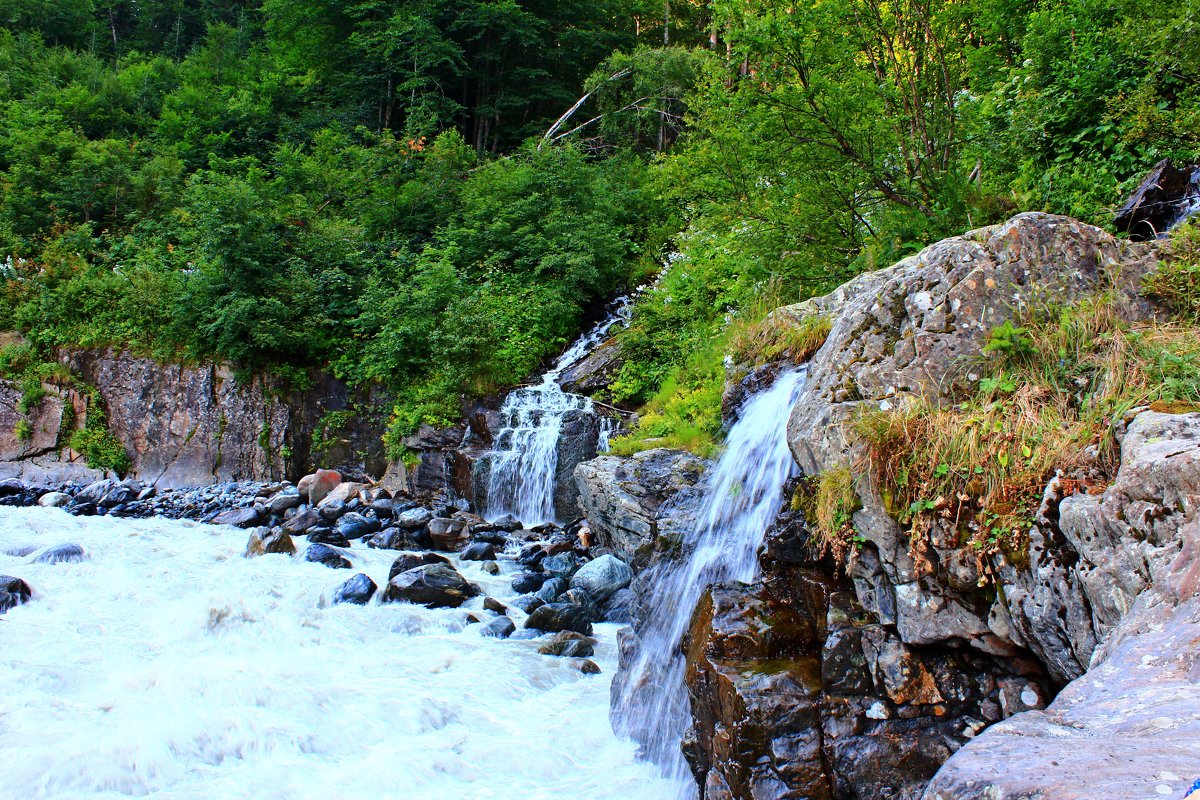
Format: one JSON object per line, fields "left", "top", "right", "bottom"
{"left": 847, "top": 288, "right": 1200, "bottom": 576}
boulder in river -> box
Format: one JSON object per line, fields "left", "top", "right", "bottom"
{"left": 244, "top": 527, "right": 296, "bottom": 557}
{"left": 332, "top": 573, "right": 377, "bottom": 605}
{"left": 283, "top": 509, "right": 322, "bottom": 535}
{"left": 387, "top": 552, "right": 450, "bottom": 581}
{"left": 524, "top": 602, "right": 593, "bottom": 635}
{"left": 511, "top": 571, "right": 546, "bottom": 594}
{"left": 211, "top": 507, "right": 262, "bottom": 528}
{"left": 395, "top": 507, "right": 433, "bottom": 529}
{"left": 460, "top": 542, "right": 496, "bottom": 561}
{"left": 382, "top": 563, "right": 479, "bottom": 608}
{"left": 267, "top": 489, "right": 302, "bottom": 515}
{"left": 428, "top": 517, "right": 469, "bottom": 551}
{"left": 569, "top": 554, "right": 633, "bottom": 602}
{"left": 303, "top": 543, "right": 351, "bottom": 569}
{"left": 538, "top": 631, "right": 597, "bottom": 657}
{"left": 32, "top": 543, "right": 87, "bottom": 565}
{"left": 0, "top": 575, "right": 32, "bottom": 613}
{"left": 480, "top": 615, "right": 516, "bottom": 639}
{"left": 37, "top": 491, "right": 71, "bottom": 508}
{"left": 298, "top": 469, "right": 341, "bottom": 505}
{"left": 307, "top": 529, "right": 352, "bottom": 548}
{"left": 336, "top": 512, "right": 373, "bottom": 539}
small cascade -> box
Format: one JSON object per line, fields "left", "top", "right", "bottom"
{"left": 480, "top": 296, "right": 633, "bottom": 525}
{"left": 1168, "top": 169, "right": 1200, "bottom": 232}
{"left": 611, "top": 367, "right": 809, "bottom": 792}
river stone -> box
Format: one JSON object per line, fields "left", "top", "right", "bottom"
{"left": 541, "top": 553, "right": 584, "bottom": 580}
{"left": 510, "top": 595, "right": 545, "bottom": 614}
{"left": 32, "top": 544, "right": 87, "bottom": 565}
{"left": 318, "top": 501, "right": 345, "bottom": 521}
{"left": 396, "top": 507, "right": 434, "bottom": 529}
{"left": 428, "top": 518, "right": 468, "bottom": 551}
{"left": 212, "top": 507, "right": 262, "bottom": 528}
{"left": 332, "top": 573, "right": 377, "bottom": 605}
{"left": 307, "top": 529, "right": 351, "bottom": 548}
{"left": 480, "top": 616, "right": 516, "bottom": 639}
{"left": 511, "top": 572, "right": 547, "bottom": 594}
{"left": 569, "top": 554, "right": 633, "bottom": 601}
{"left": 318, "top": 481, "right": 369, "bottom": 508}
{"left": 100, "top": 483, "right": 138, "bottom": 508}
{"left": 383, "top": 564, "right": 479, "bottom": 608}
{"left": 303, "top": 543, "right": 351, "bottom": 569}
{"left": 283, "top": 508, "right": 322, "bottom": 535}
{"left": 538, "top": 631, "right": 597, "bottom": 657}
{"left": 335, "top": 512, "right": 373, "bottom": 539}
{"left": 0, "top": 575, "right": 32, "bottom": 613}
{"left": 244, "top": 527, "right": 295, "bottom": 557}
{"left": 573, "top": 659, "right": 602, "bottom": 675}
{"left": 73, "top": 479, "right": 116, "bottom": 506}
{"left": 603, "top": 587, "right": 635, "bottom": 623}
{"left": 370, "top": 498, "right": 394, "bottom": 517}
{"left": 524, "top": 602, "right": 593, "bottom": 635}
{"left": 481, "top": 561, "right": 500, "bottom": 575}
{"left": 535, "top": 577, "right": 568, "bottom": 604}
{"left": 483, "top": 597, "right": 508, "bottom": 614}
{"left": 460, "top": 542, "right": 496, "bottom": 561}
{"left": 489, "top": 513, "right": 522, "bottom": 532}
{"left": 367, "top": 529, "right": 414, "bottom": 550}
{"left": 470, "top": 530, "right": 508, "bottom": 546}
{"left": 388, "top": 552, "right": 450, "bottom": 581}
{"left": 37, "top": 491, "right": 71, "bottom": 508}
{"left": 268, "top": 490, "right": 302, "bottom": 514}
{"left": 298, "top": 469, "right": 341, "bottom": 505}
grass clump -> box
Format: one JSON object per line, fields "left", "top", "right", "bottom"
{"left": 852, "top": 294, "right": 1200, "bottom": 573}
{"left": 729, "top": 312, "right": 832, "bottom": 367}
{"left": 1146, "top": 223, "right": 1200, "bottom": 324}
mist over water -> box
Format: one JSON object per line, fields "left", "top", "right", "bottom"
{"left": 0, "top": 508, "right": 679, "bottom": 800}
{"left": 610, "top": 368, "right": 808, "bottom": 794}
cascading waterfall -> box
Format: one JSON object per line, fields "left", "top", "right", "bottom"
{"left": 482, "top": 296, "right": 632, "bottom": 525}
{"left": 611, "top": 367, "right": 809, "bottom": 793}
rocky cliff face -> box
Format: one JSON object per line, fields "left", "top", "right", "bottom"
{"left": 1, "top": 347, "right": 387, "bottom": 488}
{"left": 575, "top": 212, "right": 1200, "bottom": 799}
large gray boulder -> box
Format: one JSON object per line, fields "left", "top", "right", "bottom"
{"left": 569, "top": 554, "right": 633, "bottom": 601}
{"left": 573, "top": 448, "right": 709, "bottom": 568}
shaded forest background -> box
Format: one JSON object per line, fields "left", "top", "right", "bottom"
{"left": 0, "top": 0, "right": 1196, "bottom": 453}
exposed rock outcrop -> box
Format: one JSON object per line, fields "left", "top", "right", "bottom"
{"left": 574, "top": 448, "right": 709, "bottom": 568}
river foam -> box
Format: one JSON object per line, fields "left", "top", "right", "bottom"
{"left": 0, "top": 508, "right": 679, "bottom": 800}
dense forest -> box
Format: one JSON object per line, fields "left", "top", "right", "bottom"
{"left": 1, "top": 0, "right": 1197, "bottom": 457}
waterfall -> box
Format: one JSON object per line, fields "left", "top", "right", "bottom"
{"left": 611, "top": 367, "right": 809, "bottom": 792}
{"left": 481, "top": 296, "right": 633, "bottom": 525}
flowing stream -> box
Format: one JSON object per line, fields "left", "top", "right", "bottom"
{"left": 481, "top": 297, "right": 631, "bottom": 525}
{"left": 611, "top": 368, "right": 809, "bottom": 792}
{"left": 0, "top": 509, "right": 679, "bottom": 800}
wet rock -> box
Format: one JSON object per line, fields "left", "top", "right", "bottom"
{"left": 388, "top": 552, "right": 451, "bottom": 581}
{"left": 541, "top": 553, "right": 584, "bottom": 580}
{"left": 211, "top": 507, "right": 262, "bottom": 528}
{"left": 37, "top": 491, "right": 71, "bottom": 508}
{"left": 562, "top": 588, "right": 602, "bottom": 623}
{"left": 534, "top": 577, "right": 568, "bottom": 604}
{"left": 559, "top": 336, "right": 623, "bottom": 395}
{"left": 383, "top": 564, "right": 480, "bottom": 608}
{"left": 481, "top": 560, "right": 500, "bottom": 575}
{"left": 573, "top": 659, "right": 602, "bottom": 675}
{"left": 483, "top": 597, "right": 508, "bottom": 614}
{"left": 0, "top": 575, "right": 32, "bottom": 613}
{"left": 460, "top": 542, "right": 496, "bottom": 561}
{"left": 307, "top": 529, "right": 352, "bottom": 548}
{"left": 318, "top": 481, "right": 369, "bottom": 508}
{"left": 569, "top": 554, "right": 633, "bottom": 601}
{"left": 369, "top": 498, "right": 394, "bottom": 517}
{"left": 244, "top": 527, "right": 296, "bottom": 557}
{"left": 268, "top": 490, "right": 302, "bottom": 515}
{"left": 511, "top": 572, "right": 547, "bottom": 594}
{"left": 100, "top": 483, "right": 139, "bottom": 508}
{"left": 395, "top": 507, "right": 433, "bottom": 529}
{"left": 32, "top": 544, "right": 87, "bottom": 565}
{"left": 335, "top": 512, "right": 373, "bottom": 539}
{"left": 524, "top": 602, "right": 593, "bottom": 635}
{"left": 332, "top": 573, "right": 377, "bottom": 605}
{"left": 470, "top": 529, "right": 508, "bottom": 546}
{"left": 489, "top": 513, "right": 522, "bottom": 532}
{"left": 510, "top": 595, "right": 545, "bottom": 614}
{"left": 366, "top": 529, "right": 414, "bottom": 550}
{"left": 538, "top": 631, "right": 597, "bottom": 657}
{"left": 303, "top": 543, "right": 351, "bottom": 569}
{"left": 603, "top": 587, "right": 635, "bottom": 624}
{"left": 318, "top": 501, "right": 345, "bottom": 522}
{"left": 74, "top": 479, "right": 116, "bottom": 505}
{"left": 1113, "top": 158, "right": 1200, "bottom": 239}
{"left": 480, "top": 616, "right": 516, "bottom": 639}
{"left": 428, "top": 517, "right": 469, "bottom": 551}
{"left": 283, "top": 508, "right": 322, "bottom": 535}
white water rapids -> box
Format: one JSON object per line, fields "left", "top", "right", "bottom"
{"left": 0, "top": 508, "right": 680, "bottom": 800}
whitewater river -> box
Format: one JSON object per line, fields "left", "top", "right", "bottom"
{"left": 0, "top": 507, "right": 680, "bottom": 800}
